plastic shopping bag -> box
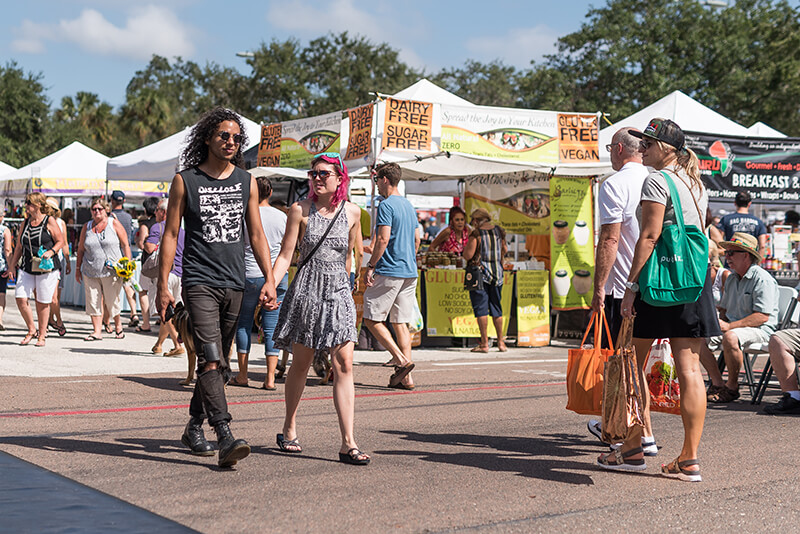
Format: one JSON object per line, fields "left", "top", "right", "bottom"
{"left": 601, "top": 317, "right": 645, "bottom": 444}
{"left": 408, "top": 298, "right": 424, "bottom": 334}
{"left": 566, "top": 311, "right": 614, "bottom": 415}
{"left": 644, "top": 338, "right": 681, "bottom": 415}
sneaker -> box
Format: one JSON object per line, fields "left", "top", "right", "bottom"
{"left": 763, "top": 393, "right": 800, "bottom": 415}
{"left": 587, "top": 419, "right": 606, "bottom": 443}
{"left": 611, "top": 438, "right": 658, "bottom": 456}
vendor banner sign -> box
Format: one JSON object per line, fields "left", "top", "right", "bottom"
{"left": 258, "top": 112, "right": 342, "bottom": 169}
{"left": 516, "top": 270, "right": 550, "bottom": 347}
{"left": 463, "top": 172, "right": 551, "bottom": 235}
{"left": 440, "top": 105, "right": 599, "bottom": 165}
{"left": 345, "top": 103, "right": 374, "bottom": 162}
{"left": 425, "top": 269, "right": 512, "bottom": 337}
{"left": 382, "top": 98, "right": 433, "bottom": 152}
{"left": 550, "top": 176, "right": 594, "bottom": 310}
{"left": 685, "top": 132, "right": 800, "bottom": 203}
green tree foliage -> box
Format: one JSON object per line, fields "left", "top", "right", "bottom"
{"left": 0, "top": 62, "right": 50, "bottom": 167}
{"left": 519, "top": 0, "right": 800, "bottom": 135}
{"left": 434, "top": 60, "right": 520, "bottom": 108}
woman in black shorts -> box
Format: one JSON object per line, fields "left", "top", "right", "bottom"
{"left": 596, "top": 118, "right": 720, "bottom": 483}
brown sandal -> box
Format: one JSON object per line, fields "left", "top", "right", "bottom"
{"left": 708, "top": 386, "right": 740, "bottom": 403}
{"left": 661, "top": 458, "right": 701, "bottom": 482}
{"left": 597, "top": 446, "right": 647, "bottom": 472}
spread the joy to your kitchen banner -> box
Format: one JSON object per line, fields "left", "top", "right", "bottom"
{"left": 440, "top": 105, "right": 599, "bottom": 164}
{"left": 549, "top": 176, "right": 594, "bottom": 310}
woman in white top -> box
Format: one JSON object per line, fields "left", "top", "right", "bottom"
{"left": 230, "top": 176, "right": 288, "bottom": 390}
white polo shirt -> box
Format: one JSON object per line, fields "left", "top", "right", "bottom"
{"left": 598, "top": 161, "right": 648, "bottom": 298}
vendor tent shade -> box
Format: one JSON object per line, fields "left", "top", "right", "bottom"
{"left": 598, "top": 90, "right": 751, "bottom": 159}
{"left": 1, "top": 141, "right": 107, "bottom": 197}
{"left": 390, "top": 78, "right": 475, "bottom": 107}
{"left": 106, "top": 115, "right": 262, "bottom": 182}
{"left": 747, "top": 121, "right": 786, "bottom": 137}
{"left": 0, "top": 161, "right": 15, "bottom": 176}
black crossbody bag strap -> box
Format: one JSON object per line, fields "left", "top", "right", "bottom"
{"left": 296, "top": 201, "right": 346, "bottom": 275}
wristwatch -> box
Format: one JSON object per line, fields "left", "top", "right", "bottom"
{"left": 367, "top": 263, "right": 376, "bottom": 269}
{"left": 624, "top": 281, "right": 639, "bottom": 292}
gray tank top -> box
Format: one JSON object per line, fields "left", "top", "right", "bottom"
{"left": 81, "top": 220, "right": 122, "bottom": 278}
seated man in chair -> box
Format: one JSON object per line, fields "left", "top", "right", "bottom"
{"left": 705, "top": 232, "right": 779, "bottom": 403}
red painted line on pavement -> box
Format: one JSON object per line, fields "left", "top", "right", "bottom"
{"left": 0, "top": 381, "right": 566, "bottom": 419}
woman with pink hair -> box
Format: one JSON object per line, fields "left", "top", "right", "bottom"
{"left": 271, "top": 152, "right": 370, "bottom": 465}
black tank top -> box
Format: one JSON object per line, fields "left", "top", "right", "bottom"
{"left": 21, "top": 215, "right": 61, "bottom": 274}
{"left": 180, "top": 166, "right": 250, "bottom": 289}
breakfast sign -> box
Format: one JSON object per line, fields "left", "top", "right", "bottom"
{"left": 685, "top": 131, "right": 800, "bottom": 203}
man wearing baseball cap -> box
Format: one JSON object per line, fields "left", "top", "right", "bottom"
{"left": 703, "top": 232, "right": 778, "bottom": 403}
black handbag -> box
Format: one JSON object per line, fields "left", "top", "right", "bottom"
{"left": 463, "top": 232, "right": 483, "bottom": 291}
{"left": 464, "top": 263, "right": 483, "bottom": 291}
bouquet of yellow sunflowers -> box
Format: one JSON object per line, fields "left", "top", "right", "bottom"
{"left": 114, "top": 257, "right": 136, "bottom": 282}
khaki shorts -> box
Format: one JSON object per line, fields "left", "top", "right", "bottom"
{"left": 139, "top": 274, "right": 157, "bottom": 295}
{"left": 166, "top": 272, "right": 183, "bottom": 305}
{"left": 363, "top": 275, "right": 417, "bottom": 324}
{"left": 772, "top": 329, "right": 800, "bottom": 362}
{"left": 706, "top": 326, "right": 770, "bottom": 351}
{"left": 84, "top": 275, "right": 124, "bottom": 317}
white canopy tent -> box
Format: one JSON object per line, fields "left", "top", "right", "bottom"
{"left": 106, "top": 116, "right": 262, "bottom": 182}
{"left": 1, "top": 141, "right": 108, "bottom": 197}
{"left": 599, "top": 90, "right": 751, "bottom": 160}
{"left": 747, "top": 121, "right": 786, "bottom": 138}
{"left": 0, "top": 161, "right": 15, "bottom": 177}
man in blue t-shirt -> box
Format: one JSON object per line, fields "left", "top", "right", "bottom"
{"left": 363, "top": 162, "right": 420, "bottom": 390}
{"left": 719, "top": 191, "right": 767, "bottom": 257}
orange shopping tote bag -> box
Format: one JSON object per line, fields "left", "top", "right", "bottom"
{"left": 566, "top": 310, "right": 614, "bottom": 415}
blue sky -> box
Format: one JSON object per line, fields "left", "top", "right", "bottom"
{"left": 2, "top": 0, "right": 603, "bottom": 110}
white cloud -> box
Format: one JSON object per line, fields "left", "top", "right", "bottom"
{"left": 466, "top": 25, "right": 561, "bottom": 68}
{"left": 266, "top": 0, "right": 428, "bottom": 70}
{"left": 11, "top": 5, "right": 195, "bottom": 61}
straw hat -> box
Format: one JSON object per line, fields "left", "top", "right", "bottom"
{"left": 469, "top": 208, "right": 491, "bottom": 223}
{"left": 719, "top": 232, "right": 761, "bottom": 262}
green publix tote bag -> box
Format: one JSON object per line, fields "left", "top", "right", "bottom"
{"left": 639, "top": 171, "right": 708, "bottom": 307}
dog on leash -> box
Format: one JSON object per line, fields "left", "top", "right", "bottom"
{"left": 171, "top": 302, "right": 196, "bottom": 386}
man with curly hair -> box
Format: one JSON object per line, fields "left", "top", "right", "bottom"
{"left": 157, "top": 107, "right": 278, "bottom": 468}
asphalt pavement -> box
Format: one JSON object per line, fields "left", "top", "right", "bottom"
{"left": 1, "top": 305, "right": 799, "bottom": 533}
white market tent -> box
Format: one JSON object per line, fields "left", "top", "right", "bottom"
{"left": 1, "top": 141, "right": 108, "bottom": 197}
{"left": 598, "top": 90, "right": 751, "bottom": 160}
{"left": 0, "top": 160, "right": 15, "bottom": 177}
{"left": 106, "top": 116, "right": 263, "bottom": 182}
{"left": 747, "top": 121, "right": 786, "bottom": 138}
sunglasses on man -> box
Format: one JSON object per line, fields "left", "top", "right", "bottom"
{"left": 218, "top": 131, "right": 243, "bottom": 144}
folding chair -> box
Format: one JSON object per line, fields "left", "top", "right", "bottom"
{"left": 718, "top": 286, "right": 798, "bottom": 400}
{"left": 751, "top": 291, "right": 800, "bottom": 404}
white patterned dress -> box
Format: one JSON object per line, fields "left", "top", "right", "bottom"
{"left": 273, "top": 202, "right": 357, "bottom": 350}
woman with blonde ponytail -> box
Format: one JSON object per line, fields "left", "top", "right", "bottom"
{"left": 596, "top": 118, "right": 720, "bottom": 483}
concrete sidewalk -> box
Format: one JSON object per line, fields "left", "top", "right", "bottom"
{"left": 0, "top": 305, "right": 575, "bottom": 378}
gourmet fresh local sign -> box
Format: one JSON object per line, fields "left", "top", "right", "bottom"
{"left": 685, "top": 132, "right": 800, "bottom": 203}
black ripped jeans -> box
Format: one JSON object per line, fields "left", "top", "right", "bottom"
{"left": 183, "top": 285, "right": 243, "bottom": 426}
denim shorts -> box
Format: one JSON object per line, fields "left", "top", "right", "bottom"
{"left": 469, "top": 283, "right": 503, "bottom": 318}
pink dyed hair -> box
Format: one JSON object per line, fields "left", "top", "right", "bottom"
{"left": 308, "top": 153, "right": 349, "bottom": 206}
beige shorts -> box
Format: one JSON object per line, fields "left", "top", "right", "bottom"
{"left": 84, "top": 275, "right": 124, "bottom": 317}
{"left": 363, "top": 275, "right": 417, "bottom": 324}
{"left": 166, "top": 272, "right": 183, "bottom": 305}
{"left": 139, "top": 274, "right": 157, "bottom": 295}
{"left": 772, "top": 329, "right": 800, "bottom": 361}
{"left": 706, "top": 327, "right": 770, "bottom": 351}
